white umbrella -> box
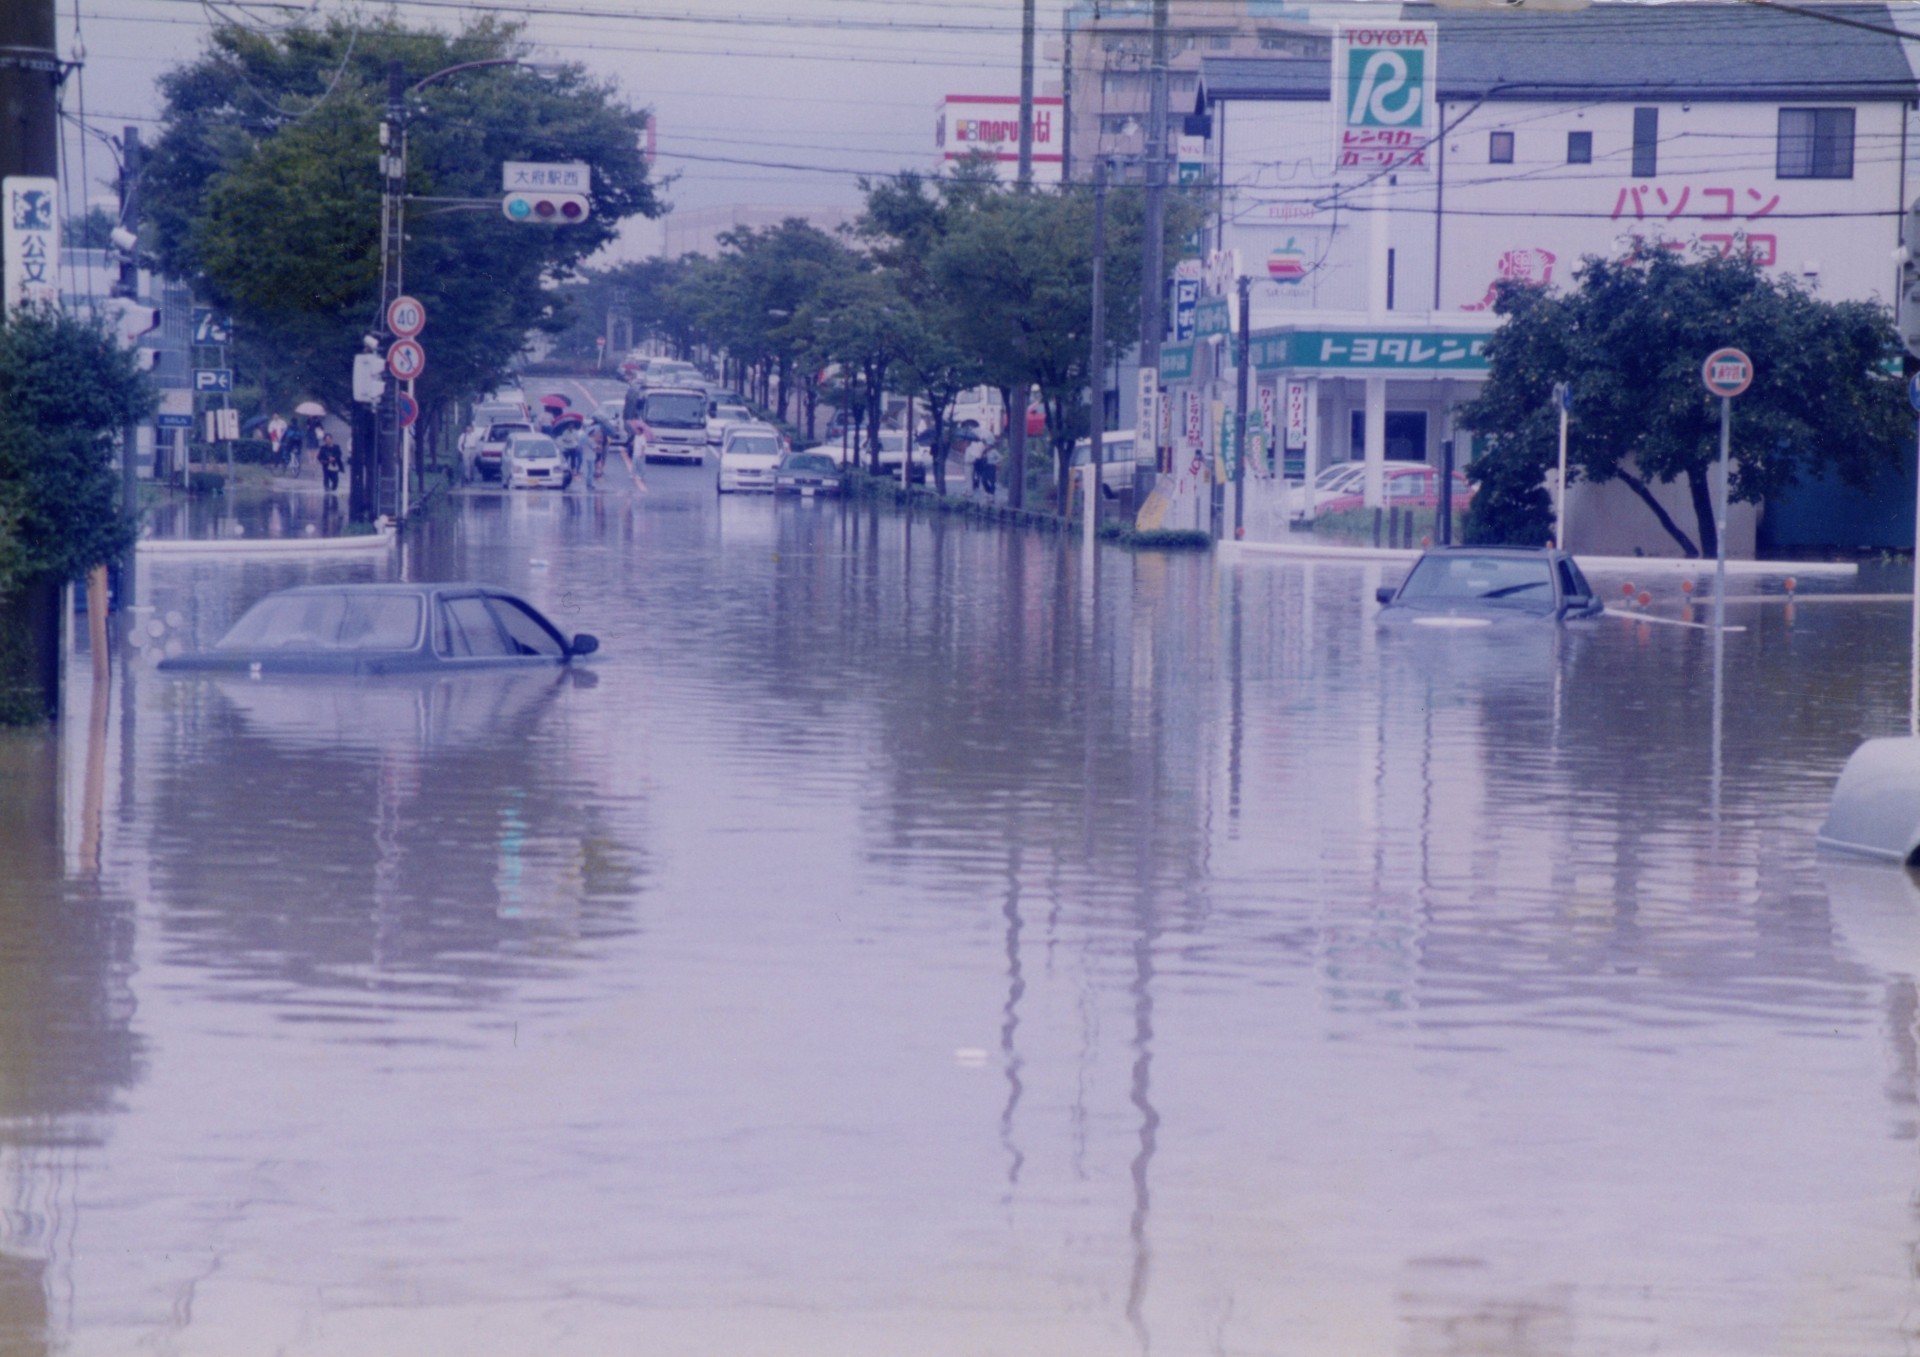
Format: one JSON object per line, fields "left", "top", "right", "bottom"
{"left": 293, "top": 401, "right": 326, "bottom": 417}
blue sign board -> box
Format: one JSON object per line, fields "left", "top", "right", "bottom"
{"left": 192, "top": 308, "right": 231, "bottom": 345}
{"left": 194, "top": 368, "right": 232, "bottom": 393}
{"left": 156, "top": 413, "right": 193, "bottom": 429}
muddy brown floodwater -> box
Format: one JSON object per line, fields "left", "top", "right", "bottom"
{"left": 3, "top": 458, "right": 1920, "bottom": 1355}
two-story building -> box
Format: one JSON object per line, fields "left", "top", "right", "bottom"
{"left": 1186, "top": 2, "right": 1918, "bottom": 553}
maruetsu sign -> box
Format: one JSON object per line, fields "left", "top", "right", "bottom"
{"left": 1333, "top": 24, "right": 1436, "bottom": 174}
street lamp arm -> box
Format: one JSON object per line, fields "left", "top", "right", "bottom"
{"left": 407, "top": 57, "right": 529, "bottom": 94}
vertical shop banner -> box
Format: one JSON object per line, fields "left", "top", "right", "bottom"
{"left": 1284, "top": 380, "right": 1308, "bottom": 450}
{"left": 3, "top": 178, "right": 59, "bottom": 310}
{"left": 1258, "top": 384, "right": 1277, "bottom": 468}
{"left": 1333, "top": 25, "right": 1436, "bottom": 174}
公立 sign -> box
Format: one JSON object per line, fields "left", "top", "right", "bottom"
{"left": 1333, "top": 24, "right": 1436, "bottom": 174}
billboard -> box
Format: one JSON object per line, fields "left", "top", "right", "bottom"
{"left": 937, "top": 96, "right": 1063, "bottom": 184}
{"left": 1332, "top": 24, "right": 1436, "bottom": 175}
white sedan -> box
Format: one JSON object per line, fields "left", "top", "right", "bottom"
{"left": 706, "top": 403, "right": 753, "bottom": 446}
{"left": 503, "top": 433, "right": 571, "bottom": 490}
{"left": 715, "top": 424, "right": 785, "bottom": 493}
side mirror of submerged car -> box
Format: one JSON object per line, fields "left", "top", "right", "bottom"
{"left": 1375, "top": 586, "right": 1397, "bottom": 605}
{"left": 569, "top": 633, "right": 599, "bottom": 657}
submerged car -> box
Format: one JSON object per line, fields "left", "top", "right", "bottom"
{"left": 773, "top": 450, "right": 843, "bottom": 497}
{"left": 1374, "top": 546, "right": 1603, "bottom": 627}
{"left": 503, "top": 432, "right": 571, "bottom": 490}
{"left": 716, "top": 423, "right": 785, "bottom": 493}
{"left": 158, "top": 584, "right": 599, "bottom": 674}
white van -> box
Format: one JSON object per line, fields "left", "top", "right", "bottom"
{"left": 1068, "top": 429, "right": 1139, "bottom": 501}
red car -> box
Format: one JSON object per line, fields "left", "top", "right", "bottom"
{"left": 1319, "top": 465, "right": 1473, "bottom": 515}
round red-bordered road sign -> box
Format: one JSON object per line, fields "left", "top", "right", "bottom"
{"left": 1701, "top": 347, "right": 1752, "bottom": 399}
{"left": 387, "top": 295, "right": 426, "bottom": 338}
{"left": 387, "top": 338, "right": 426, "bottom": 382}
{"left": 396, "top": 391, "right": 419, "bottom": 428}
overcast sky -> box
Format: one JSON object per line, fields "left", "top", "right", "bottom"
{"left": 66, "top": 0, "right": 1072, "bottom": 261}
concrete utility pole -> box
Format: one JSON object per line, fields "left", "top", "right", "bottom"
{"left": 1232, "top": 273, "right": 1251, "bottom": 540}
{"left": 115, "top": 128, "right": 141, "bottom": 609}
{"left": 1, "top": 0, "right": 66, "bottom": 717}
{"left": 1139, "top": 0, "right": 1169, "bottom": 477}
{"left": 1018, "top": 0, "right": 1036, "bottom": 191}
{"left": 1086, "top": 158, "right": 1107, "bottom": 557}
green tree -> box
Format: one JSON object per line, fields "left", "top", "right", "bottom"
{"left": 0, "top": 309, "right": 155, "bottom": 723}
{"left": 1459, "top": 247, "right": 1910, "bottom": 556}
{"left": 143, "top": 17, "right": 659, "bottom": 413}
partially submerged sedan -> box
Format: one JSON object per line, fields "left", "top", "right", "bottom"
{"left": 1375, "top": 546, "right": 1603, "bottom": 628}
{"left": 773, "top": 450, "right": 843, "bottom": 497}
{"left": 158, "top": 584, "right": 599, "bottom": 674}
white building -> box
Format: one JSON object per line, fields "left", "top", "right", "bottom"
{"left": 1185, "top": 2, "right": 1918, "bottom": 553}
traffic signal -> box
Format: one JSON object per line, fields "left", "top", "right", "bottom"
{"left": 1899, "top": 198, "right": 1920, "bottom": 358}
{"left": 102, "top": 296, "right": 160, "bottom": 348}
{"left": 502, "top": 191, "right": 591, "bottom": 224}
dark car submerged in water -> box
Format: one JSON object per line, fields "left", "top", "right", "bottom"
{"left": 1374, "top": 547, "right": 1604, "bottom": 628}
{"left": 158, "top": 584, "right": 599, "bottom": 675}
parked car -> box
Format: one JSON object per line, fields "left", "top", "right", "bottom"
{"left": 503, "top": 432, "right": 571, "bottom": 490}
{"left": 158, "top": 584, "right": 598, "bottom": 674}
{"left": 1068, "top": 429, "right": 1140, "bottom": 501}
{"left": 465, "top": 420, "right": 533, "bottom": 483}
{"left": 1374, "top": 547, "right": 1603, "bottom": 628}
{"left": 1291, "top": 458, "right": 1433, "bottom": 510}
{"left": 707, "top": 403, "right": 753, "bottom": 446}
{"left": 773, "top": 450, "right": 843, "bottom": 497}
{"left": 1317, "top": 464, "right": 1473, "bottom": 515}
{"left": 874, "top": 429, "right": 933, "bottom": 483}
{"left": 716, "top": 423, "right": 785, "bottom": 493}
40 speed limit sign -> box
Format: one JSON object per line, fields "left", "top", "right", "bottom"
{"left": 386, "top": 295, "right": 426, "bottom": 338}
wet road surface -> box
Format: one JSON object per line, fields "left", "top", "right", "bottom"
{"left": 6, "top": 394, "right": 1920, "bottom": 1353}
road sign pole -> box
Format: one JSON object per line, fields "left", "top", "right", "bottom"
{"left": 1911, "top": 410, "right": 1920, "bottom": 735}
{"left": 1715, "top": 394, "right": 1729, "bottom": 639}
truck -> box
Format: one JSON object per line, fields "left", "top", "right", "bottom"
{"left": 624, "top": 385, "right": 710, "bottom": 463}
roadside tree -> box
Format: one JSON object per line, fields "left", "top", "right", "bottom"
{"left": 143, "top": 17, "right": 658, "bottom": 414}
{"left": 0, "top": 310, "right": 154, "bottom": 723}
{"left": 1460, "top": 246, "right": 1910, "bottom": 556}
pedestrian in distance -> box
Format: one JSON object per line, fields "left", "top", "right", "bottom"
{"left": 317, "top": 432, "right": 344, "bottom": 494}
{"left": 980, "top": 440, "right": 1000, "bottom": 497}
{"left": 266, "top": 413, "right": 288, "bottom": 457}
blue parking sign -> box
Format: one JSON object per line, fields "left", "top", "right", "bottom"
{"left": 194, "top": 368, "right": 232, "bottom": 393}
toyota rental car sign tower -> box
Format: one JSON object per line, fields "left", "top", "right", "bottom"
{"left": 1333, "top": 23, "right": 1437, "bottom": 174}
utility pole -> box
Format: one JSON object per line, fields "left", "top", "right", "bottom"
{"left": 1086, "top": 159, "right": 1107, "bottom": 557}
{"left": 1, "top": 0, "right": 66, "bottom": 717}
{"left": 1018, "top": 0, "right": 1036, "bottom": 191}
{"left": 1139, "top": 0, "right": 1169, "bottom": 481}
{"left": 1233, "top": 273, "right": 1251, "bottom": 540}
{"left": 361, "top": 57, "right": 405, "bottom": 525}
{"left": 1059, "top": 7, "right": 1073, "bottom": 184}
{"left": 115, "top": 128, "right": 141, "bottom": 609}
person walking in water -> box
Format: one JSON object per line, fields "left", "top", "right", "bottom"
{"left": 317, "top": 432, "right": 344, "bottom": 494}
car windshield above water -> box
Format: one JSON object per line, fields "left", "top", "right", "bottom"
{"left": 782, "top": 453, "right": 836, "bottom": 473}
{"left": 726, "top": 433, "right": 781, "bottom": 457}
{"left": 1397, "top": 553, "right": 1558, "bottom": 613}
{"left": 215, "top": 591, "right": 425, "bottom": 652}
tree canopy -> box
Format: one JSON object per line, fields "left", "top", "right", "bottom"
{"left": 143, "top": 17, "right": 658, "bottom": 412}
{"left": 0, "top": 308, "right": 153, "bottom": 594}
{"left": 1459, "top": 247, "right": 1910, "bottom": 555}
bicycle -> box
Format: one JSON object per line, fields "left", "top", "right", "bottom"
{"left": 282, "top": 440, "right": 303, "bottom": 478}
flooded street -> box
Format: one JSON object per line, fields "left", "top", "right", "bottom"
{"left": 6, "top": 450, "right": 1920, "bottom": 1354}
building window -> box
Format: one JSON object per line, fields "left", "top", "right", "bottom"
{"left": 1777, "top": 107, "right": 1854, "bottom": 179}
{"left": 1567, "top": 130, "right": 1592, "bottom": 164}
{"left": 1489, "top": 131, "right": 1514, "bottom": 164}
{"left": 1631, "top": 107, "right": 1658, "bottom": 177}
{"left": 1206, "top": 33, "right": 1232, "bottom": 50}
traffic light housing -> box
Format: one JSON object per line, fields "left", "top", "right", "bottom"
{"left": 1899, "top": 198, "right": 1920, "bottom": 359}
{"left": 102, "top": 296, "right": 160, "bottom": 348}
{"left": 502, "top": 191, "right": 590, "bottom": 224}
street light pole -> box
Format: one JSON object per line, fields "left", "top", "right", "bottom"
{"left": 1086, "top": 159, "right": 1107, "bottom": 557}
{"left": 1233, "top": 273, "right": 1250, "bottom": 540}
{"left": 1139, "top": 0, "right": 1169, "bottom": 479}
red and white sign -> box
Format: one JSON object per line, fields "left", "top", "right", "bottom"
{"left": 1259, "top": 383, "right": 1277, "bottom": 459}
{"left": 1284, "top": 380, "right": 1309, "bottom": 450}
{"left": 386, "top": 295, "right": 426, "bottom": 338}
{"left": 1701, "top": 347, "right": 1752, "bottom": 398}
{"left": 387, "top": 338, "right": 426, "bottom": 382}
{"left": 1184, "top": 390, "right": 1204, "bottom": 449}
{"left": 937, "top": 95, "right": 1063, "bottom": 183}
